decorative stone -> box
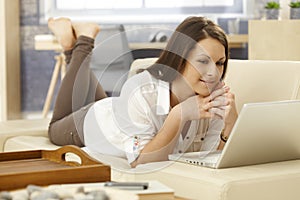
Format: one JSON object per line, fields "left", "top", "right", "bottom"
{"left": 26, "top": 185, "right": 43, "bottom": 195}
{"left": 73, "top": 193, "right": 93, "bottom": 200}
{"left": 0, "top": 191, "right": 12, "bottom": 200}
{"left": 87, "top": 190, "right": 109, "bottom": 200}
{"left": 76, "top": 186, "right": 85, "bottom": 194}
{"left": 11, "top": 191, "right": 29, "bottom": 200}
{"left": 30, "top": 190, "right": 60, "bottom": 200}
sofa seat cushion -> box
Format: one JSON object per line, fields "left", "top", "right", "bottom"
{"left": 4, "top": 135, "right": 59, "bottom": 152}
{"left": 86, "top": 150, "right": 300, "bottom": 200}
{"left": 0, "top": 119, "right": 50, "bottom": 152}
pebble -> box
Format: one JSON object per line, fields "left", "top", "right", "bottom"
{"left": 87, "top": 190, "right": 109, "bottom": 200}
{"left": 26, "top": 185, "right": 43, "bottom": 195}
{"left": 76, "top": 186, "right": 84, "bottom": 194}
{"left": 11, "top": 191, "right": 29, "bottom": 200}
{"left": 0, "top": 191, "right": 12, "bottom": 200}
{"left": 30, "top": 190, "right": 60, "bottom": 200}
{"left": 73, "top": 193, "right": 93, "bottom": 200}
{"left": 2, "top": 185, "right": 111, "bottom": 200}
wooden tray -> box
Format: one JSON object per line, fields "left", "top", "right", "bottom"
{"left": 0, "top": 145, "right": 111, "bottom": 191}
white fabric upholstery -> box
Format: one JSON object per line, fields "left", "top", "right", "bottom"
{"left": 127, "top": 57, "right": 158, "bottom": 78}
{"left": 117, "top": 159, "right": 300, "bottom": 200}
{"left": 4, "top": 135, "right": 58, "bottom": 152}
{"left": 1, "top": 59, "right": 300, "bottom": 199}
{"left": 225, "top": 59, "right": 300, "bottom": 112}
{"left": 0, "top": 119, "right": 50, "bottom": 152}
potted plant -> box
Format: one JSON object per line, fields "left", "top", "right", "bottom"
{"left": 289, "top": 1, "right": 300, "bottom": 19}
{"left": 264, "top": 1, "right": 280, "bottom": 19}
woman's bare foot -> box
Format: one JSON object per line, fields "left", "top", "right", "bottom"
{"left": 48, "top": 17, "right": 76, "bottom": 50}
{"left": 72, "top": 22, "right": 100, "bottom": 39}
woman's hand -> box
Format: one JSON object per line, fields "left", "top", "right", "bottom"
{"left": 212, "top": 88, "right": 238, "bottom": 123}
{"left": 223, "top": 92, "right": 238, "bottom": 126}
{"left": 217, "top": 89, "right": 238, "bottom": 149}
{"left": 178, "top": 84, "right": 230, "bottom": 122}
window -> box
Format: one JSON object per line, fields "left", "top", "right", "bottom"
{"left": 40, "top": 0, "right": 249, "bottom": 24}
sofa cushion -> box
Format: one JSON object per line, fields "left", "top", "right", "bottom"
{"left": 86, "top": 150, "right": 300, "bottom": 200}
{"left": 0, "top": 119, "right": 50, "bottom": 152}
{"left": 225, "top": 59, "right": 300, "bottom": 112}
{"left": 4, "top": 135, "right": 59, "bottom": 152}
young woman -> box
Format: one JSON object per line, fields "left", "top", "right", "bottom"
{"left": 48, "top": 16, "right": 238, "bottom": 167}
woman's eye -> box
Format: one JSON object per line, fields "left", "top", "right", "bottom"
{"left": 198, "top": 59, "right": 209, "bottom": 64}
{"left": 216, "top": 62, "right": 224, "bottom": 67}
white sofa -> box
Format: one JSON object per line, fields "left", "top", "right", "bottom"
{"left": 1, "top": 59, "right": 300, "bottom": 199}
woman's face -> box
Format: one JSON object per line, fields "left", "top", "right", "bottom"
{"left": 181, "top": 37, "right": 226, "bottom": 97}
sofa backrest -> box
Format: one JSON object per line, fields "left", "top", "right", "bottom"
{"left": 226, "top": 59, "right": 300, "bottom": 112}
{"left": 129, "top": 58, "right": 300, "bottom": 113}
{"left": 128, "top": 57, "right": 158, "bottom": 78}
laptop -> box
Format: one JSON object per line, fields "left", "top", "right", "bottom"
{"left": 168, "top": 100, "right": 300, "bottom": 169}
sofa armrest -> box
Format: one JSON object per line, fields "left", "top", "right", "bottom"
{"left": 0, "top": 119, "right": 49, "bottom": 152}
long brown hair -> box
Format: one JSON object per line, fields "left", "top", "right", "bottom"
{"left": 146, "top": 16, "right": 228, "bottom": 82}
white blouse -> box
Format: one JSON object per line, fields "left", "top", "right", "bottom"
{"left": 83, "top": 71, "right": 224, "bottom": 164}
